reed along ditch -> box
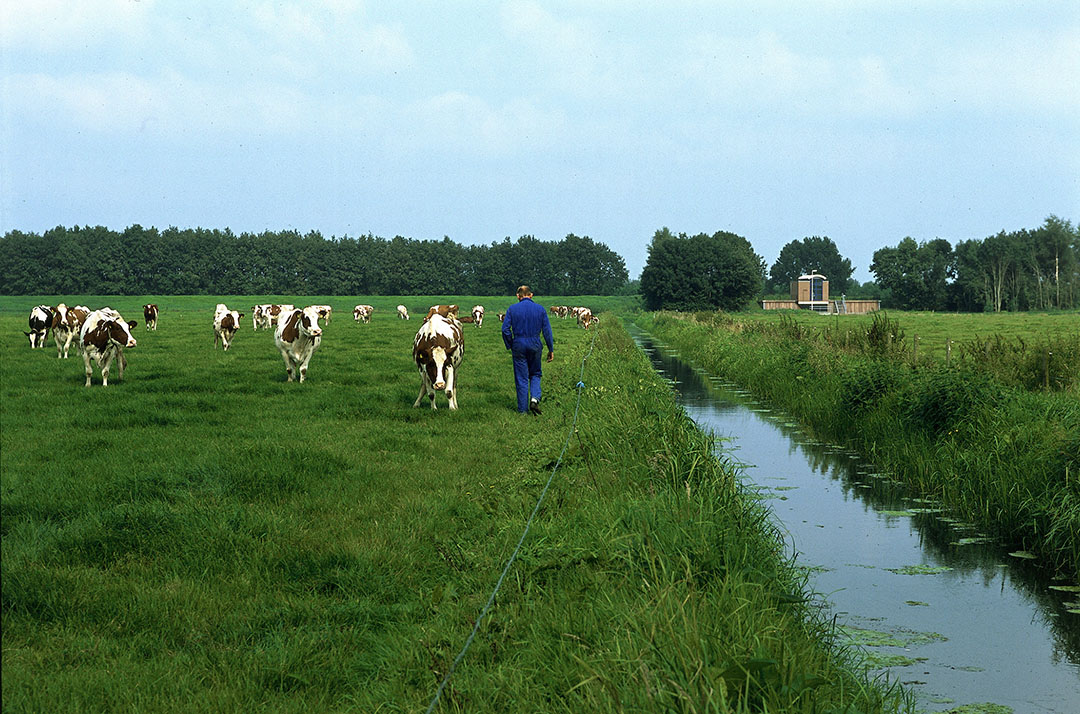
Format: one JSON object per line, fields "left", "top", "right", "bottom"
{"left": 627, "top": 326, "right": 1080, "bottom": 714}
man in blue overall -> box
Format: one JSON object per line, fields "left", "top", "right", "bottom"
{"left": 502, "top": 285, "right": 555, "bottom": 414}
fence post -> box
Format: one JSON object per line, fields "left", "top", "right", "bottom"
{"left": 1044, "top": 349, "right": 1051, "bottom": 390}
{"left": 946, "top": 338, "right": 952, "bottom": 368}
{"left": 913, "top": 334, "right": 918, "bottom": 366}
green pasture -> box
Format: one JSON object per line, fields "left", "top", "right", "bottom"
{"left": 743, "top": 308, "right": 1080, "bottom": 363}
{"left": 1, "top": 299, "right": 907, "bottom": 712}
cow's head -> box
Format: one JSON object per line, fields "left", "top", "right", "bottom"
{"left": 99, "top": 319, "right": 138, "bottom": 348}
{"left": 299, "top": 308, "right": 322, "bottom": 337}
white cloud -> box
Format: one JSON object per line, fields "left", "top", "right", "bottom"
{"left": 0, "top": 0, "right": 151, "bottom": 51}
{"left": 392, "top": 91, "right": 566, "bottom": 157}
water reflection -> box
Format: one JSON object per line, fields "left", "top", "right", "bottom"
{"left": 630, "top": 328, "right": 1080, "bottom": 714}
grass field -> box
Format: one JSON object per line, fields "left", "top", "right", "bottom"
{"left": 1, "top": 296, "right": 908, "bottom": 712}
{"left": 743, "top": 308, "right": 1080, "bottom": 364}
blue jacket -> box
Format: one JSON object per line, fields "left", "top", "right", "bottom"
{"left": 502, "top": 298, "right": 554, "bottom": 352}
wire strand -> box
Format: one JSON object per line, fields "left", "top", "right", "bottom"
{"left": 425, "top": 329, "right": 599, "bottom": 713}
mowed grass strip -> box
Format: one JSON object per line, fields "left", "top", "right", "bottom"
{"left": 2, "top": 300, "right": 907, "bottom": 713}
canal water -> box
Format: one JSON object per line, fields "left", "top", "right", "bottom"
{"left": 630, "top": 328, "right": 1080, "bottom": 714}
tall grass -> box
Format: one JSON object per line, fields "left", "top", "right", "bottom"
{"left": 2, "top": 297, "right": 909, "bottom": 712}
{"left": 637, "top": 310, "right": 1080, "bottom": 579}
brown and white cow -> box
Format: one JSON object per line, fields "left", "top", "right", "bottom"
{"left": 143, "top": 303, "right": 158, "bottom": 331}
{"left": 353, "top": 304, "right": 374, "bottom": 323}
{"left": 274, "top": 306, "right": 323, "bottom": 383}
{"left": 413, "top": 313, "right": 464, "bottom": 410}
{"left": 471, "top": 305, "right": 484, "bottom": 328}
{"left": 424, "top": 304, "right": 459, "bottom": 322}
{"left": 214, "top": 304, "right": 244, "bottom": 351}
{"left": 80, "top": 308, "right": 137, "bottom": 387}
{"left": 310, "top": 305, "right": 333, "bottom": 324}
{"left": 497, "top": 311, "right": 506, "bottom": 322}
{"left": 253, "top": 304, "right": 295, "bottom": 331}
{"left": 25, "top": 305, "right": 53, "bottom": 348}
{"left": 577, "top": 308, "right": 597, "bottom": 329}
{"left": 397, "top": 304, "right": 410, "bottom": 320}
{"left": 51, "top": 303, "right": 90, "bottom": 358}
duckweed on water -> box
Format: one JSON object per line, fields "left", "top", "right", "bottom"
{"left": 943, "top": 704, "right": 1013, "bottom": 714}
{"left": 886, "top": 564, "right": 954, "bottom": 575}
{"left": 1008, "top": 550, "right": 1038, "bottom": 560}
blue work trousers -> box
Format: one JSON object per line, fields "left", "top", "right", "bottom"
{"left": 511, "top": 341, "right": 543, "bottom": 412}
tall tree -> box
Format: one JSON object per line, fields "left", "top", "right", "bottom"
{"left": 641, "top": 228, "right": 764, "bottom": 311}
{"left": 769, "top": 236, "right": 855, "bottom": 294}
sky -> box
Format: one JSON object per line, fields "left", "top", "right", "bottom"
{"left": 2, "top": 1, "right": 1078, "bottom": 283}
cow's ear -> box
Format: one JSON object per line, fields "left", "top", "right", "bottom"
{"left": 239, "top": 313, "right": 245, "bottom": 319}
{"left": 23, "top": 331, "right": 30, "bottom": 337}
{"left": 128, "top": 321, "right": 138, "bottom": 328}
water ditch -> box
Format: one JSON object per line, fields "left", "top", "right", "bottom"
{"left": 628, "top": 326, "right": 1080, "bottom": 714}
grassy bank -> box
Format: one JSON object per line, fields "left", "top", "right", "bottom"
{"left": 1, "top": 301, "right": 906, "bottom": 711}
{"left": 635, "top": 311, "right": 1080, "bottom": 579}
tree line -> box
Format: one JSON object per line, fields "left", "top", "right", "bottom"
{"left": 870, "top": 216, "right": 1079, "bottom": 311}
{"left": 0, "top": 225, "right": 629, "bottom": 296}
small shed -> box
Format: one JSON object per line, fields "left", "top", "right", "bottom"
{"left": 792, "top": 273, "right": 829, "bottom": 312}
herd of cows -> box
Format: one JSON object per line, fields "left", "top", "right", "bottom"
{"left": 22, "top": 301, "right": 598, "bottom": 408}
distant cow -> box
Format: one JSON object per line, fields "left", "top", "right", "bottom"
{"left": 51, "top": 303, "right": 90, "bottom": 358}
{"left": 310, "top": 304, "right": 333, "bottom": 324}
{"left": 80, "top": 308, "right": 137, "bottom": 387}
{"left": 397, "top": 304, "right": 410, "bottom": 320}
{"left": 497, "top": 312, "right": 506, "bottom": 322}
{"left": 413, "top": 313, "right": 464, "bottom": 410}
{"left": 577, "top": 308, "right": 597, "bottom": 329}
{"left": 354, "top": 304, "right": 374, "bottom": 323}
{"left": 25, "top": 305, "right": 53, "bottom": 348}
{"left": 275, "top": 306, "right": 323, "bottom": 383}
{"left": 471, "top": 305, "right": 484, "bottom": 328}
{"left": 214, "top": 304, "right": 244, "bottom": 351}
{"left": 143, "top": 303, "right": 158, "bottom": 331}
{"left": 253, "top": 303, "right": 294, "bottom": 331}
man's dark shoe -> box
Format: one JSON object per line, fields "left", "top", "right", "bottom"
{"left": 529, "top": 398, "right": 542, "bottom": 415}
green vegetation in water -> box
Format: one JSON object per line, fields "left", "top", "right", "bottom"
{"left": 1008, "top": 551, "right": 1038, "bottom": 560}
{"left": 942, "top": 704, "right": 1013, "bottom": 714}
{"left": 886, "top": 565, "right": 954, "bottom": 575}
{"left": 905, "top": 601, "right": 930, "bottom": 607}
{"left": 840, "top": 626, "right": 947, "bottom": 649}
{"left": 952, "top": 536, "right": 994, "bottom": 546}
{"left": 881, "top": 510, "right": 917, "bottom": 517}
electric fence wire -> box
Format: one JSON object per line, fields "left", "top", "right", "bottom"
{"left": 425, "top": 328, "right": 600, "bottom": 713}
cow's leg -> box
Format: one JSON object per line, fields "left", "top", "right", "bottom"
{"left": 298, "top": 354, "right": 310, "bottom": 383}
{"left": 83, "top": 350, "right": 93, "bottom": 387}
{"left": 214, "top": 331, "right": 221, "bottom": 349}
{"left": 101, "top": 354, "right": 112, "bottom": 387}
{"left": 222, "top": 334, "right": 230, "bottom": 351}
{"left": 117, "top": 351, "right": 126, "bottom": 380}
{"left": 62, "top": 333, "right": 72, "bottom": 358}
{"left": 281, "top": 350, "right": 295, "bottom": 382}
{"left": 446, "top": 366, "right": 458, "bottom": 410}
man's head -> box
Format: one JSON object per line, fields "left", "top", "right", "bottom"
{"left": 516, "top": 285, "right": 533, "bottom": 300}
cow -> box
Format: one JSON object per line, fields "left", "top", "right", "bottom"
{"left": 143, "top": 303, "right": 158, "bottom": 331}
{"left": 25, "top": 305, "right": 53, "bottom": 348}
{"left": 80, "top": 308, "right": 137, "bottom": 387}
{"left": 274, "top": 306, "right": 323, "bottom": 383}
{"left": 397, "top": 304, "right": 410, "bottom": 320}
{"left": 553, "top": 305, "right": 570, "bottom": 319}
{"left": 497, "top": 312, "right": 506, "bottom": 323}
{"left": 471, "top": 305, "right": 484, "bottom": 328}
{"left": 577, "top": 308, "right": 596, "bottom": 329}
{"left": 214, "top": 304, "right": 244, "bottom": 351}
{"left": 353, "top": 304, "right": 374, "bottom": 323}
{"left": 51, "top": 303, "right": 90, "bottom": 358}
{"left": 253, "top": 304, "right": 294, "bottom": 331}
{"left": 424, "top": 304, "right": 458, "bottom": 321}
{"left": 310, "top": 304, "right": 333, "bottom": 324}
{"left": 413, "top": 313, "right": 464, "bottom": 410}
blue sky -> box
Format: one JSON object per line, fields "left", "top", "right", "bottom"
{"left": 3, "top": 1, "right": 1078, "bottom": 283}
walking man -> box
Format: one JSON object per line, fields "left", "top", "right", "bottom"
{"left": 502, "top": 285, "right": 555, "bottom": 414}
